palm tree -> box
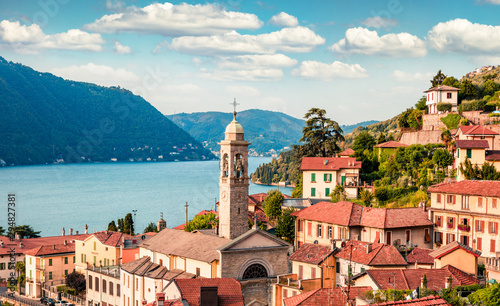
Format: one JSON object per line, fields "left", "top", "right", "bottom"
{"left": 359, "top": 188, "right": 374, "bottom": 207}
{"left": 300, "top": 108, "right": 344, "bottom": 157}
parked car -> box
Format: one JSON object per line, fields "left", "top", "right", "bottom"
{"left": 40, "top": 297, "right": 56, "bottom": 306}
{"left": 54, "top": 300, "right": 69, "bottom": 306}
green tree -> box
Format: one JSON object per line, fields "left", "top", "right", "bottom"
{"left": 291, "top": 175, "right": 303, "bottom": 198}
{"left": 442, "top": 76, "right": 460, "bottom": 88}
{"left": 107, "top": 221, "right": 118, "bottom": 232}
{"left": 431, "top": 70, "right": 447, "bottom": 87}
{"left": 330, "top": 185, "right": 346, "bottom": 202}
{"left": 460, "top": 79, "right": 478, "bottom": 100}
{"left": 469, "top": 283, "right": 500, "bottom": 306}
{"left": 143, "top": 222, "right": 158, "bottom": 233}
{"left": 65, "top": 271, "right": 86, "bottom": 294}
{"left": 8, "top": 225, "right": 41, "bottom": 239}
{"left": 300, "top": 108, "right": 344, "bottom": 157}
{"left": 263, "top": 190, "right": 285, "bottom": 220}
{"left": 415, "top": 96, "right": 427, "bottom": 111}
{"left": 432, "top": 148, "right": 453, "bottom": 170}
{"left": 0, "top": 226, "right": 4, "bottom": 236}
{"left": 440, "top": 130, "right": 452, "bottom": 149}
{"left": 359, "top": 188, "right": 374, "bottom": 206}
{"left": 117, "top": 218, "right": 124, "bottom": 232}
{"left": 123, "top": 213, "right": 134, "bottom": 235}
{"left": 184, "top": 213, "right": 218, "bottom": 232}
{"left": 483, "top": 80, "right": 500, "bottom": 97}
{"left": 376, "top": 133, "right": 387, "bottom": 145}
{"left": 276, "top": 207, "right": 296, "bottom": 244}
{"left": 353, "top": 131, "right": 376, "bottom": 153}
{"left": 460, "top": 158, "right": 480, "bottom": 180}
{"left": 15, "top": 259, "right": 25, "bottom": 292}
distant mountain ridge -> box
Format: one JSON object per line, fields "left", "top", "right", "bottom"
{"left": 167, "top": 110, "right": 379, "bottom": 155}
{"left": 0, "top": 57, "right": 214, "bottom": 165}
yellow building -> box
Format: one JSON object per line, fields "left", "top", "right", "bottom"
{"left": 429, "top": 241, "right": 481, "bottom": 275}
{"left": 25, "top": 242, "right": 77, "bottom": 298}
{"left": 455, "top": 140, "right": 490, "bottom": 182}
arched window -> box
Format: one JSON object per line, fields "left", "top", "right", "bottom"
{"left": 88, "top": 276, "right": 93, "bottom": 290}
{"left": 95, "top": 277, "right": 99, "bottom": 292}
{"left": 242, "top": 264, "right": 268, "bottom": 279}
{"left": 102, "top": 280, "right": 107, "bottom": 293}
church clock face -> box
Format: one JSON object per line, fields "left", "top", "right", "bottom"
{"left": 221, "top": 190, "right": 228, "bottom": 202}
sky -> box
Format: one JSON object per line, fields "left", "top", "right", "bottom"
{"left": 1, "top": 0, "right": 500, "bottom": 125}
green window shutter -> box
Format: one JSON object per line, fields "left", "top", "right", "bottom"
{"left": 325, "top": 188, "right": 330, "bottom": 197}
{"left": 73, "top": 256, "right": 75, "bottom": 263}
{"left": 457, "top": 149, "right": 459, "bottom": 158}
{"left": 329, "top": 174, "right": 332, "bottom": 182}
{"left": 311, "top": 173, "right": 316, "bottom": 182}
{"left": 49, "top": 259, "right": 52, "bottom": 266}
{"left": 64, "top": 270, "right": 68, "bottom": 276}
{"left": 311, "top": 188, "right": 316, "bottom": 197}
{"left": 467, "top": 149, "right": 471, "bottom": 158}
{"left": 49, "top": 272, "right": 52, "bottom": 280}
{"left": 324, "top": 174, "right": 327, "bottom": 182}
{"left": 65, "top": 257, "right": 68, "bottom": 264}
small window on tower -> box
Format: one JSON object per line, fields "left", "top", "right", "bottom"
{"left": 238, "top": 208, "right": 240, "bottom": 214}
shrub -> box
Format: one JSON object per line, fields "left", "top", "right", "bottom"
{"left": 490, "top": 113, "right": 500, "bottom": 117}
{"left": 459, "top": 117, "right": 468, "bottom": 125}
{"left": 440, "top": 114, "right": 462, "bottom": 129}
{"left": 437, "top": 102, "right": 452, "bottom": 112}
{"left": 485, "top": 102, "right": 499, "bottom": 112}
{"left": 461, "top": 99, "right": 487, "bottom": 111}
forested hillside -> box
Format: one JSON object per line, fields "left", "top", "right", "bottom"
{"left": 0, "top": 57, "right": 214, "bottom": 165}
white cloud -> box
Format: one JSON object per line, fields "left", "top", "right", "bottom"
{"left": 171, "top": 26, "right": 325, "bottom": 56}
{"left": 291, "top": 60, "right": 368, "bottom": 80}
{"left": 475, "top": 0, "right": 500, "bottom": 4}
{"left": 113, "top": 41, "right": 131, "bottom": 54}
{"left": 391, "top": 70, "right": 433, "bottom": 82}
{"left": 216, "top": 54, "right": 297, "bottom": 69}
{"left": 84, "top": 2, "right": 262, "bottom": 36}
{"left": 427, "top": 18, "right": 500, "bottom": 55}
{"left": 106, "top": 0, "right": 126, "bottom": 11}
{"left": 226, "top": 85, "right": 260, "bottom": 97}
{"left": 0, "top": 20, "right": 105, "bottom": 53}
{"left": 269, "top": 12, "right": 298, "bottom": 27}
{"left": 330, "top": 27, "right": 427, "bottom": 57}
{"left": 51, "top": 63, "right": 140, "bottom": 88}
{"left": 360, "top": 16, "right": 397, "bottom": 29}
{"left": 200, "top": 68, "right": 283, "bottom": 81}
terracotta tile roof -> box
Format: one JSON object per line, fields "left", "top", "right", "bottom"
{"left": 294, "top": 202, "right": 431, "bottom": 229}
{"left": 24, "top": 241, "right": 77, "bottom": 256}
{"left": 428, "top": 180, "right": 500, "bottom": 198}
{"left": 174, "top": 278, "right": 244, "bottom": 306}
{"left": 429, "top": 241, "right": 481, "bottom": 259}
{"left": 355, "top": 266, "right": 477, "bottom": 291}
{"left": 0, "top": 234, "right": 90, "bottom": 256}
{"left": 291, "top": 201, "right": 363, "bottom": 226}
{"left": 288, "top": 243, "right": 337, "bottom": 265}
{"left": 248, "top": 207, "right": 268, "bottom": 223}
{"left": 80, "top": 230, "right": 134, "bottom": 247}
{"left": 486, "top": 150, "right": 500, "bottom": 161}
{"left": 248, "top": 193, "right": 267, "bottom": 205}
{"left": 339, "top": 148, "right": 355, "bottom": 156}
{"left": 458, "top": 125, "right": 498, "bottom": 136}
{"left": 196, "top": 210, "right": 217, "bottom": 216}
{"left": 335, "top": 240, "right": 407, "bottom": 266}
{"left": 424, "top": 85, "right": 460, "bottom": 93}
{"left": 455, "top": 139, "right": 489, "bottom": 149}
{"left": 406, "top": 248, "right": 434, "bottom": 265}
{"left": 300, "top": 157, "right": 361, "bottom": 171}
{"left": 122, "top": 257, "right": 195, "bottom": 280}
{"left": 139, "top": 228, "right": 230, "bottom": 263}
{"left": 374, "top": 141, "right": 409, "bottom": 148}
{"left": 283, "top": 286, "right": 371, "bottom": 306}
{"left": 121, "top": 256, "right": 153, "bottom": 274}
{"left": 369, "top": 295, "right": 450, "bottom": 305}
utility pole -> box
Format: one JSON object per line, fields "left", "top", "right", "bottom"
{"left": 185, "top": 202, "right": 189, "bottom": 224}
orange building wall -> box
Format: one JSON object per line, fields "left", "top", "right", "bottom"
{"left": 122, "top": 248, "right": 140, "bottom": 264}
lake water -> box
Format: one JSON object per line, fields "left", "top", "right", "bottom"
{"left": 0, "top": 158, "right": 292, "bottom": 237}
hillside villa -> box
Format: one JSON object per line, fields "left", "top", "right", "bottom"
{"left": 425, "top": 85, "right": 460, "bottom": 114}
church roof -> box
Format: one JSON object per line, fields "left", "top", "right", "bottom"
{"left": 218, "top": 228, "right": 291, "bottom": 252}
{"left": 225, "top": 116, "right": 244, "bottom": 134}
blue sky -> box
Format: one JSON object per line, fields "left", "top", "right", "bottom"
{"left": 1, "top": 0, "right": 500, "bottom": 124}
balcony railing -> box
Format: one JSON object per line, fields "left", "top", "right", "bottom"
{"left": 458, "top": 224, "right": 471, "bottom": 232}
{"left": 36, "top": 264, "right": 45, "bottom": 270}
{"left": 486, "top": 257, "right": 500, "bottom": 272}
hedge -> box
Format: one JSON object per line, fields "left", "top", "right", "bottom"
{"left": 437, "top": 102, "right": 452, "bottom": 112}
{"left": 461, "top": 99, "right": 487, "bottom": 111}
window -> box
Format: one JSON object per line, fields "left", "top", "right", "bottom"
{"left": 103, "top": 280, "right": 107, "bottom": 293}
{"left": 283, "top": 289, "right": 288, "bottom": 298}
{"left": 446, "top": 233, "right": 455, "bottom": 244}
{"left": 476, "top": 220, "right": 484, "bottom": 232}
{"left": 311, "top": 267, "right": 316, "bottom": 279}
{"left": 311, "top": 173, "right": 316, "bottom": 182}
{"left": 297, "top": 220, "right": 302, "bottom": 232}
{"left": 94, "top": 242, "right": 96, "bottom": 250}
{"left": 242, "top": 264, "right": 268, "bottom": 279}
{"left": 73, "top": 256, "right": 75, "bottom": 263}
{"left": 491, "top": 239, "right": 496, "bottom": 253}
{"left": 159, "top": 259, "right": 163, "bottom": 266}
{"left": 64, "top": 270, "right": 68, "bottom": 276}
{"left": 49, "top": 272, "right": 52, "bottom": 280}
{"left": 435, "top": 232, "right": 443, "bottom": 243}
{"left": 478, "top": 197, "right": 483, "bottom": 207}
{"left": 109, "top": 282, "right": 114, "bottom": 296}
{"left": 461, "top": 235, "right": 469, "bottom": 246}
{"left": 49, "top": 259, "right": 53, "bottom": 266}
{"left": 84, "top": 254, "right": 86, "bottom": 263}
{"left": 405, "top": 230, "right": 411, "bottom": 243}
{"left": 311, "top": 188, "right": 316, "bottom": 197}
{"left": 493, "top": 199, "right": 498, "bottom": 209}
{"left": 489, "top": 222, "right": 498, "bottom": 234}
{"left": 467, "top": 149, "right": 472, "bottom": 159}
{"left": 64, "top": 257, "right": 68, "bottom": 264}
{"left": 317, "top": 225, "right": 322, "bottom": 238}
{"left": 136, "top": 278, "right": 138, "bottom": 291}
{"left": 95, "top": 278, "right": 99, "bottom": 292}
{"left": 386, "top": 232, "right": 392, "bottom": 245}
{"left": 336, "top": 262, "right": 340, "bottom": 273}
{"left": 447, "top": 92, "right": 452, "bottom": 99}
{"left": 424, "top": 229, "right": 431, "bottom": 242}
{"left": 462, "top": 196, "right": 470, "bottom": 210}
{"left": 457, "top": 149, "right": 460, "bottom": 158}
{"left": 325, "top": 188, "right": 330, "bottom": 197}
{"left": 328, "top": 226, "right": 333, "bottom": 239}
{"left": 324, "top": 173, "right": 332, "bottom": 182}
{"left": 89, "top": 276, "right": 93, "bottom": 290}
{"left": 437, "top": 194, "right": 441, "bottom": 203}
{"left": 298, "top": 265, "right": 303, "bottom": 279}
{"left": 0, "top": 263, "right": 5, "bottom": 270}
{"left": 117, "top": 284, "right": 120, "bottom": 296}
{"left": 81, "top": 254, "right": 84, "bottom": 263}
{"left": 307, "top": 222, "right": 312, "bottom": 237}
{"left": 435, "top": 216, "right": 442, "bottom": 227}
{"left": 447, "top": 217, "right": 455, "bottom": 229}
{"left": 477, "top": 237, "right": 482, "bottom": 251}
{"left": 196, "top": 268, "right": 200, "bottom": 277}
{"left": 447, "top": 195, "right": 455, "bottom": 204}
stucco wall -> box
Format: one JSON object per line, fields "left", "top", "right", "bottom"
{"left": 434, "top": 248, "right": 477, "bottom": 275}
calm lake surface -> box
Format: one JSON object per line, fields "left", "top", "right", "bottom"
{"left": 1, "top": 157, "right": 291, "bottom": 237}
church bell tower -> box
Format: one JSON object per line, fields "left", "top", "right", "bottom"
{"left": 218, "top": 105, "right": 250, "bottom": 239}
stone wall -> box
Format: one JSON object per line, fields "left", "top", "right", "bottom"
{"left": 400, "top": 130, "right": 443, "bottom": 146}
{"left": 462, "top": 111, "right": 500, "bottom": 126}
{"left": 422, "top": 113, "right": 448, "bottom": 131}
{"left": 241, "top": 278, "right": 274, "bottom": 306}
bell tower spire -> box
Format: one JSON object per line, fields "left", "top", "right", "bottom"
{"left": 218, "top": 99, "right": 250, "bottom": 239}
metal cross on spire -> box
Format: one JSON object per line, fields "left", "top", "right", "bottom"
{"left": 230, "top": 98, "right": 240, "bottom": 118}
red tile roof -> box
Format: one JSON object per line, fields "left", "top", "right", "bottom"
{"left": 300, "top": 157, "right": 361, "bottom": 171}
{"left": 374, "top": 141, "right": 409, "bottom": 148}
{"left": 84, "top": 231, "right": 134, "bottom": 247}
{"left": 293, "top": 202, "right": 431, "bottom": 229}
{"left": 248, "top": 207, "right": 268, "bottom": 223}
{"left": 428, "top": 180, "right": 500, "bottom": 198}
{"left": 335, "top": 240, "right": 407, "bottom": 266}
{"left": 288, "top": 243, "right": 336, "bottom": 265}
{"left": 0, "top": 234, "right": 90, "bottom": 256}
{"left": 339, "top": 148, "right": 355, "bottom": 156}
{"left": 283, "top": 286, "right": 371, "bottom": 306}
{"left": 458, "top": 125, "right": 498, "bottom": 136}
{"left": 429, "top": 241, "right": 481, "bottom": 259}
{"left": 248, "top": 193, "right": 267, "bottom": 205}
{"left": 369, "top": 295, "right": 450, "bottom": 305}
{"left": 174, "top": 278, "right": 244, "bottom": 306}
{"left": 455, "top": 139, "right": 489, "bottom": 149}
{"left": 406, "top": 248, "right": 434, "bottom": 265}
{"left": 24, "top": 242, "right": 76, "bottom": 256}
{"left": 356, "top": 265, "right": 477, "bottom": 291}
{"left": 486, "top": 150, "right": 500, "bottom": 161}
{"left": 291, "top": 201, "right": 363, "bottom": 226}
{"left": 424, "top": 85, "right": 460, "bottom": 93}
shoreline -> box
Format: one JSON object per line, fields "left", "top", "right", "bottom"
{"left": 252, "top": 180, "right": 295, "bottom": 188}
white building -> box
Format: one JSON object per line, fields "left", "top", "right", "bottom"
{"left": 424, "top": 85, "right": 460, "bottom": 114}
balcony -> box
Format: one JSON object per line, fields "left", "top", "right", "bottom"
{"left": 458, "top": 224, "right": 471, "bottom": 232}
{"left": 36, "top": 265, "right": 45, "bottom": 270}
{"left": 486, "top": 257, "right": 500, "bottom": 272}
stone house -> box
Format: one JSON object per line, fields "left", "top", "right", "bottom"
{"left": 424, "top": 85, "right": 460, "bottom": 114}
{"left": 301, "top": 157, "right": 362, "bottom": 199}
{"left": 428, "top": 180, "right": 500, "bottom": 258}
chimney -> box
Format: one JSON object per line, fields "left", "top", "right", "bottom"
{"left": 69, "top": 228, "right": 73, "bottom": 235}
{"left": 366, "top": 244, "right": 372, "bottom": 254}
{"left": 62, "top": 227, "right": 65, "bottom": 236}
{"left": 0, "top": 241, "right": 4, "bottom": 248}
{"left": 76, "top": 231, "right": 79, "bottom": 235}
{"left": 323, "top": 159, "right": 329, "bottom": 165}
{"left": 20, "top": 242, "right": 23, "bottom": 249}
{"left": 64, "top": 240, "right": 67, "bottom": 246}
{"left": 15, "top": 232, "right": 20, "bottom": 241}
{"left": 53, "top": 245, "right": 56, "bottom": 250}
{"left": 199, "top": 287, "right": 218, "bottom": 306}
{"left": 85, "top": 224, "right": 89, "bottom": 234}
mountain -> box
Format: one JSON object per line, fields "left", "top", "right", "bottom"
{"left": 341, "top": 120, "right": 380, "bottom": 135}
{"left": 167, "top": 109, "right": 304, "bottom": 155}
{"left": 0, "top": 57, "right": 214, "bottom": 165}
